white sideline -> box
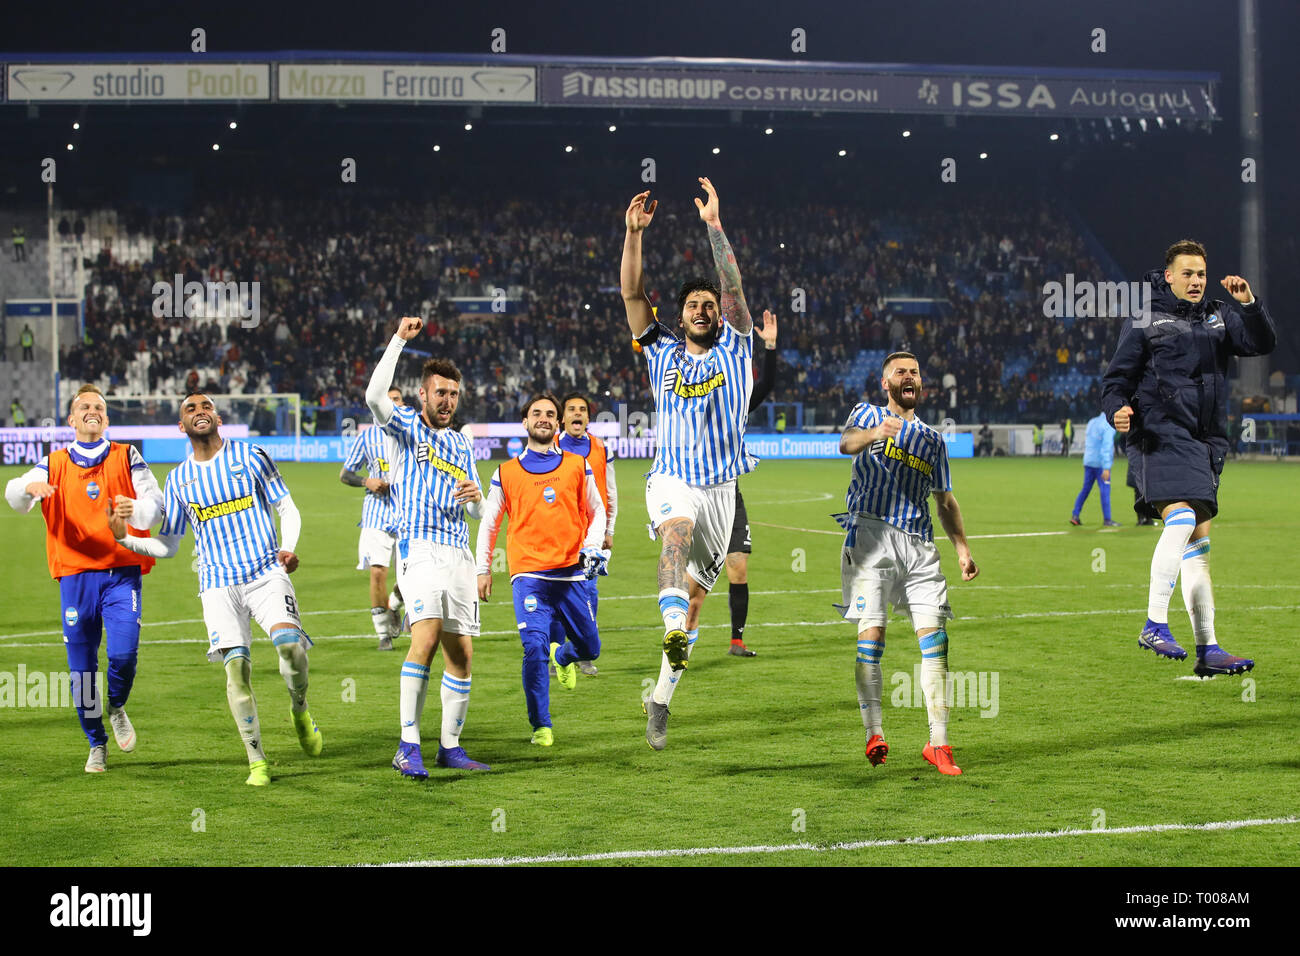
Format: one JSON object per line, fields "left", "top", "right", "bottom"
{"left": 751, "top": 521, "right": 1070, "bottom": 539}
{"left": 372, "top": 815, "right": 1300, "bottom": 867}
{"left": 2, "top": 602, "right": 1297, "bottom": 647}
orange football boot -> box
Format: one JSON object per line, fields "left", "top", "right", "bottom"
{"left": 922, "top": 742, "right": 963, "bottom": 775}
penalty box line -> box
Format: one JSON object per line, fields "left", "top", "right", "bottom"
{"left": 374, "top": 815, "right": 1300, "bottom": 867}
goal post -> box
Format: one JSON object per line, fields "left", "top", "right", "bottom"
{"left": 102, "top": 393, "right": 301, "bottom": 448}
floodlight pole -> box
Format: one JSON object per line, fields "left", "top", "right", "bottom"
{"left": 47, "top": 182, "right": 59, "bottom": 420}
{"left": 1238, "top": 0, "right": 1267, "bottom": 395}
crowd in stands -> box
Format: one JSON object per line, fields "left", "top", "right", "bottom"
{"left": 60, "top": 190, "right": 1123, "bottom": 427}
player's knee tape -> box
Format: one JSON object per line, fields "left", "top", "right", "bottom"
{"left": 856, "top": 634, "right": 884, "bottom": 665}
{"left": 271, "top": 626, "right": 307, "bottom": 650}
{"left": 918, "top": 629, "right": 948, "bottom": 661}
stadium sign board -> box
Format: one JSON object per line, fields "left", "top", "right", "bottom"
{"left": 276, "top": 64, "right": 535, "bottom": 102}
{"left": 5, "top": 63, "right": 270, "bottom": 101}
{"left": 540, "top": 66, "right": 1212, "bottom": 118}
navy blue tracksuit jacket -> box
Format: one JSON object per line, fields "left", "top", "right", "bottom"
{"left": 1100, "top": 269, "right": 1276, "bottom": 517}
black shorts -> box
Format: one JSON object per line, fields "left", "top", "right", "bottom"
{"left": 728, "top": 488, "right": 752, "bottom": 555}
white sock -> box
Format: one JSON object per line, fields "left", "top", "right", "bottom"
{"left": 274, "top": 638, "right": 310, "bottom": 713}
{"left": 440, "top": 672, "right": 470, "bottom": 748}
{"left": 371, "top": 607, "right": 389, "bottom": 637}
{"left": 224, "top": 650, "right": 265, "bottom": 763}
{"left": 1148, "top": 508, "right": 1196, "bottom": 623}
{"left": 855, "top": 630, "right": 884, "bottom": 737}
{"left": 918, "top": 631, "right": 950, "bottom": 747}
{"left": 658, "top": 588, "right": 689, "bottom": 634}
{"left": 1181, "top": 537, "right": 1216, "bottom": 647}
{"left": 653, "top": 628, "right": 698, "bottom": 705}
{"left": 399, "top": 661, "right": 429, "bottom": 745}
{"left": 653, "top": 653, "right": 683, "bottom": 706}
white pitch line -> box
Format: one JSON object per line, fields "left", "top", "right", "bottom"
{"left": 750, "top": 521, "right": 1069, "bottom": 541}
{"left": 374, "top": 815, "right": 1300, "bottom": 867}
{"left": 4, "top": 606, "right": 1296, "bottom": 651}
{"left": 2, "top": 592, "right": 1296, "bottom": 642}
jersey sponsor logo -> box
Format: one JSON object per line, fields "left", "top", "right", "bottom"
{"left": 85, "top": 481, "right": 100, "bottom": 500}
{"left": 189, "top": 494, "right": 256, "bottom": 523}
{"left": 374, "top": 457, "right": 389, "bottom": 473}
{"left": 870, "top": 437, "right": 935, "bottom": 478}
{"left": 523, "top": 594, "right": 538, "bottom": 612}
{"left": 416, "top": 443, "right": 469, "bottom": 481}
{"left": 664, "top": 367, "right": 726, "bottom": 399}
{"left": 542, "top": 486, "right": 556, "bottom": 504}
{"left": 64, "top": 606, "right": 79, "bottom": 626}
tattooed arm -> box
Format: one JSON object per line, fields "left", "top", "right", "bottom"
{"left": 696, "top": 176, "right": 752, "bottom": 335}
{"left": 621, "top": 190, "right": 658, "bottom": 339}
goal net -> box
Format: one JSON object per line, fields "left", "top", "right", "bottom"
{"left": 103, "top": 393, "right": 301, "bottom": 440}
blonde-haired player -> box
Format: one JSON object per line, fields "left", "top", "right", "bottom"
{"left": 5, "top": 384, "right": 163, "bottom": 772}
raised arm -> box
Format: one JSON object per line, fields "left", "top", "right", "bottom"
{"left": 840, "top": 409, "right": 901, "bottom": 456}
{"left": 698, "top": 177, "right": 752, "bottom": 335}
{"left": 367, "top": 316, "right": 423, "bottom": 425}
{"left": 1218, "top": 276, "right": 1276, "bottom": 358}
{"left": 749, "top": 310, "right": 779, "bottom": 412}
{"left": 621, "top": 191, "right": 658, "bottom": 339}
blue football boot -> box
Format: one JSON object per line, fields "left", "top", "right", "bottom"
{"left": 1137, "top": 620, "right": 1188, "bottom": 661}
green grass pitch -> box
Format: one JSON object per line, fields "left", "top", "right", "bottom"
{"left": 1, "top": 454, "right": 1297, "bottom": 866}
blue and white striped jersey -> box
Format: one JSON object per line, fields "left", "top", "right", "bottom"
{"left": 342, "top": 425, "right": 401, "bottom": 534}
{"left": 381, "top": 405, "right": 482, "bottom": 551}
{"left": 840, "top": 404, "right": 952, "bottom": 542}
{"left": 640, "top": 321, "right": 757, "bottom": 485}
{"left": 159, "top": 440, "right": 290, "bottom": 590}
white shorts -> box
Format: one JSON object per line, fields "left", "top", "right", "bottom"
{"left": 839, "top": 517, "right": 953, "bottom": 631}
{"left": 356, "top": 526, "right": 398, "bottom": 570}
{"left": 645, "top": 474, "right": 736, "bottom": 591}
{"left": 201, "top": 565, "right": 312, "bottom": 662}
{"left": 395, "top": 538, "right": 480, "bottom": 637}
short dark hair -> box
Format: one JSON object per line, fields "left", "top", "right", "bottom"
{"left": 421, "top": 358, "right": 462, "bottom": 384}
{"left": 69, "top": 383, "right": 106, "bottom": 413}
{"left": 1165, "top": 239, "right": 1207, "bottom": 268}
{"left": 521, "top": 392, "right": 560, "bottom": 419}
{"left": 181, "top": 390, "right": 214, "bottom": 407}
{"left": 560, "top": 391, "right": 591, "bottom": 416}
{"left": 387, "top": 386, "right": 404, "bottom": 403}
{"left": 676, "top": 278, "right": 721, "bottom": 319}
{"left": 882, "top": 351, "right": 918, "bottom": 375}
